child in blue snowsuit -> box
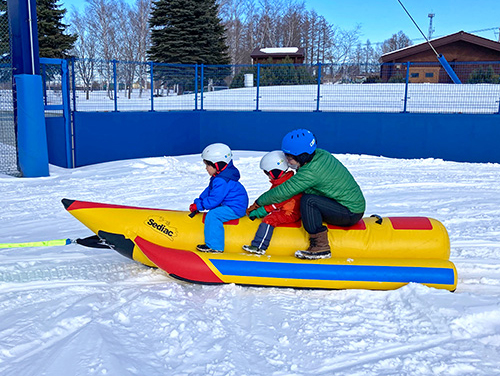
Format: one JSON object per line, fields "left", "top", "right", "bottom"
{"left": 190, "top": 143, "right": 248, "bottom": 253}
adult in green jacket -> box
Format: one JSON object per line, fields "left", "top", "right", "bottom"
{"left": 248, "top": 129, "right": 365, "bottom": 260}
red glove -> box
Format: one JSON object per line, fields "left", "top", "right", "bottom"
{"left": 189, "top": 203, "right": 198, "bottom": 212}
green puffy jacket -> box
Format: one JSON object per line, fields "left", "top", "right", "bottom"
{"left": 257, "top": 149, "right": 365, "bottom": 214}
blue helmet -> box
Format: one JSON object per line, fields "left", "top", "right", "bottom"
{"left": 281, "top": 129, "right": 317, "bottom": 156}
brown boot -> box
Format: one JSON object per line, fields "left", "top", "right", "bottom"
{"left": 295, "top": 230, "right": 331, "bottom": 260}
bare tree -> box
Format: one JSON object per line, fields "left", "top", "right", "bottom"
{"left": 132, "top": 0, "right": 153, "bottom": 97}
{"left": 68, "top": 11, "right": 97, "bottom": 99}
{"left": 381, "top": 30, "right": 413, "bottom": 54}
{"left": 219, "top": 0, "right": 248, "bottom": 65}
{"left": 219, "top": 0, "right": 340, "bottom": 65}
{"left": 114, "top": 0, "right": 152, "bottom": 99}
{"left": 85, "top": 0, "right": 123, "bottom": 99}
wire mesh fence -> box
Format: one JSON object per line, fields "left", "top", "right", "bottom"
{"left": 0, "top": 5, "right": 19, "bottom": 176}
{"left": 40, "top": 58, "right": 500, "bottom": 114}
{"left": 41, "top": 61, "right": 64, "bottom": 116}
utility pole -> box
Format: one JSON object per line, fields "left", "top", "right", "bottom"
{"left": 428, "top": 13, "right": 435, "bottom": 40}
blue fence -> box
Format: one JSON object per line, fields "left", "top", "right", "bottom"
{"left": 40, "top": 58, "right": 500, "bottom": 114}
{"left": 38, "top": 58, "right": 500, "bottom": 169}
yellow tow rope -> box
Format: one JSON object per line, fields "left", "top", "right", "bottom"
{"left": 0, "top": 239, "right": 72, "bottom": 249}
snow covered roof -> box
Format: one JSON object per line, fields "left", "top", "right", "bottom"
{"left": 250, "top": 47, "right": 305, "bottom": 58}
{"left": 260, "top": 47, "right": 299, "bottom": 54}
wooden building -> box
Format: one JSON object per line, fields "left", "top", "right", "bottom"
{"left": 250, "top": 47, "right": 305, "bottom": 64}
{"left": 380, "top": 31, "right": 500, "bottom": 83}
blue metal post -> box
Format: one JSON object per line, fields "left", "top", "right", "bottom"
{"left": 7, "top": 0, "right": 40, "bottom": 75}
{"left": 71, "top": 57, "right": 77, "bottom": 111}
{"left": 150, "top": 62, "right": 154, "bottom": 112}
{"left": 200, "top": 64, "right": 204, "bottom": 111}
{"left": 255, "top": 64, "right": 261, "bottom": 112}
{"left": 194, "top": 65, "right": 198, "bottom": 111}
{"left": 403, "top": 61, "right": 410, "bottom": 113}
{"left": 315, "top": 63, "right": 322, "bottom": 112}
{"left": 113, "top": 60, "right": 118, "bottom": 111}
{"left": 437, "top": 54, "right": 461, "bottom": 84}
{"left": 61, "top": 59, "right": 73, "bottom": 168}
{"left": 8, "top": 0, "right": 49, "bottom": 177}
{"left": 42, "top": 63, "right": 47, "bottom": 106}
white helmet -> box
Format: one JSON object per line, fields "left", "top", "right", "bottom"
{"left": 260, "top": 150, "right": 288, "bottom": 172}
{"left": 201, "top": 143, "right": 233, "bottom": 164}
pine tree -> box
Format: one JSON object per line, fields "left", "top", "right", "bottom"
{"left": 148, "top": 0, "right": 229, "bottom": 65}
{"left": 37, "top": 0, "right": 77, "bottom": 58}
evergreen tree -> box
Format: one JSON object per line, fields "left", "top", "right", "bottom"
{"left": 148, "top": 0, "right": 229, "bottom": 65}
{"left": 37, "top": 0, "right": 77, "bottom": 58}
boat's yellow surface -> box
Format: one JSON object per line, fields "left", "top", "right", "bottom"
{"left": 63, "top": 199, "right": 457, "bottom": 291}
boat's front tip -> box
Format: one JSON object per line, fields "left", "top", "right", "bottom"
{"left": 61, "top": 198, "right": 76, "bottom": 210}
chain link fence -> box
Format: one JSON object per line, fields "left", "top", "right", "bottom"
{"left": 42, "top": 58, "right": 500, "bottom": 114}
{"left": 0, "top": 5, "right": 19, "bottom": 176}
{"left": 41, "top": 60, "right": 64, "bottom": 117}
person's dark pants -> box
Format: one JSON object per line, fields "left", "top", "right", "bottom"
{"left": 300, "top": 194, "right": 363, "bottom": 234}
{"left": 251, "top": 222, "right": 274, "bottom": 250}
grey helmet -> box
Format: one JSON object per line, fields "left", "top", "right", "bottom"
{"left": 201, "top": 143, "right": 233, "bottom": 164}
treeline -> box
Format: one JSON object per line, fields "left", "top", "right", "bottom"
{"left": 64, "top": 0, "right": 385, "bottom": 66}
{"left": 31, "top": 0, "right": 418, "bottom": 98}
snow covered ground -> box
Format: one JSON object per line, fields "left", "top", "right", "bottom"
{"left": 42, "top": 83, "right": 500, "bottom": 114}
{"left": 1, "top": 151, "right": 500, "bottom": 375}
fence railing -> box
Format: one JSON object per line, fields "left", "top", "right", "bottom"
{"left": 0, "top": 4, "right": 19, "bottom": 176}
{"left": 40, "top": 58, "right": 500, "bottom": 114}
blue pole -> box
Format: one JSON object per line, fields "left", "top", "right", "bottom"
{"left": 42, "top": 63, "right": 47, "bottom": 106}
{"left": 150, "top": 62, "right": 154, "bottom": 112}
{"left": 71, "top": 57, "right": 77, "bottom": 111}
{"left": 437, "top": 54, "right": 461, "bottom": 84}
{"left": 315, "top": 63, "right": 322, "bottom": 112}
{"left": 61, "top": 59, "right": 73, "bottom": 168}
{"left": 403, "top": 62, "right": 410, "bottom": 113}
{"left": 8, "top": 0, "right": 49, "bottom": 177}
{"left": 255, "top": 64, "right": 261, "bottom": 112}
{"left": 113, "top": 60, "right": 118, "bottom": 111}
{"left": 7, "top": 0, "right": 40, "bottom": 75}
{"left": 15, "top": 75, "right": 49, "bottom": 177}
{"left": 200, "top": 64, "right": 204, "bottom": 111}
{"left": 194, "top": 64, "right": 198, "bottom": 111}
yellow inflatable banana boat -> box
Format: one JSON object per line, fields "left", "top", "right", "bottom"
{"left": 62, "top": 199, "right": 457, "bottom": 291}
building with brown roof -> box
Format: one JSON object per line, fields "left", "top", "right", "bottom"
{"left": 380, "top": 31, "right": 500, "bottom": 83}
{"left": 250, "top": 47, "right": 305, "bottom": 64}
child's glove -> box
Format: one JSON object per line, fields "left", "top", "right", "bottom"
{"left": 249, "top": 206, "right": 268, "bottom": 219}
{"left": 189, "top": 203, "right": 198, "bottom": 212}
{"left": 246, "top": 201, "right": 260, "bottom": 216}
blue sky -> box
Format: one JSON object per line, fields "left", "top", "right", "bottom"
{"left": 61, "top": 0, "right": 500, "bottom": 45}
{"left": 305, "top": 0, "right": 500, "bottom": 44}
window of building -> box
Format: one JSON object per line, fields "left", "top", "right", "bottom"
{"left": 425, "top": 72, "right": 434, "bottom": 78}
{"left": 411, "top": 73, "right": 419, "bottom": 78}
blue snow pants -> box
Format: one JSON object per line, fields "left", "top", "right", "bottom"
{"left": 204, "top": 206, "right": 240, "bottom": 251}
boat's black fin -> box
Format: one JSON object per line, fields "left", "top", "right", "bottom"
{"left": 75, "top": 235, "right": 113, "bottom": 249}
{"left": 97, "top": 231, "right": 135, "bottom": 260}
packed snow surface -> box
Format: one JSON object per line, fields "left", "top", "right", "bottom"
{"left": 1, "top": 151, "right": 500, "bottom": 375}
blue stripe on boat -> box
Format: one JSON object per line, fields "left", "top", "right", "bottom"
{"left": 210, "top": 259, "right": 455, "bottom": 285}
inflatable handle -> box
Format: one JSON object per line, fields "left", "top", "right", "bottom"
{"left": 188, "top": 210, "right": 199, "bottom": 218}
{"left": 370, "top": 214, "right": 383, "bottom": 225}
